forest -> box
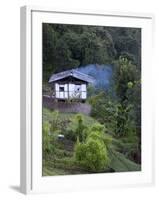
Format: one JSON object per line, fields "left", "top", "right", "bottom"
{"left": 42, "top": 23, "right": 141, "bottom": 175}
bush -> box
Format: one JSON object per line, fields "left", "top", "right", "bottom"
{"left": 87, "top": 123, "right": 112, "bottom": 146}
{"left": 75, "top": 137, "right": 109, "bottom": 172}
{"left": 75, "top": 130, "right": 110, "bottom": 172}
{"left": 65, "top": 114, "right": 87, "bottom": 142}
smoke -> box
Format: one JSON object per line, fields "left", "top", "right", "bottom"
{"left": 76, "top": 64, "right": 113, "bottom": 90}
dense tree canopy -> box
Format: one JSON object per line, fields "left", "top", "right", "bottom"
{"left": 43, "top": 23, "right": 141, "bottom": 81}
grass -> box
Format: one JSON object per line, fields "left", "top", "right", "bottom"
{"left": 42, "top": 108, "right": 99, "bottom": 176}
{"left": 108, "top": 149, "right": 141, "bottom": 172}
{"left": 42, "top": 107, "right": 141, "bottom": 176}
{"left": 43, "top": 164, "right": 69, "bottom": 176}
{"left": 43, "top": 107, "right": 96, "bottom": 125}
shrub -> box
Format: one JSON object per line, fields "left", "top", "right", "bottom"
{"left": 74, "top": 122, "right": 112, "bottom": 172}
{"left": 75, "top": 130, "right": 110, "bottom": 172}
{"left": 88, "top": 123, "right": 105, "bottom": 133}
{"left": 65, "top": 114, "right": 87, "bottom": 142}
{"left": 87, "top": 123, "right": 112, "bottom": 146}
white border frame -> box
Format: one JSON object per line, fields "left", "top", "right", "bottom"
{"left": 20, "top": 6, "right": 154, "bottom": 194}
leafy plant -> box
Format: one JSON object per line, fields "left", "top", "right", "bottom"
{"left": 75, "top": 136, "right": 109, "bottom": 172}
{"left": 66, "top": 114, "right": 89, "bottom": 142}
{"left": 42, "top": 121, "right": 55, "bottom": 158}
{"left": 75, "top": 123, "right": 111, "bottom": 172}
{"left": 49, "top": 110, "right": 61, "bottom": 134}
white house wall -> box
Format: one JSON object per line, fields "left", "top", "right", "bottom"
{"left": 54, "top": 83, "right": 87, "bottom": 99}
{"left": 55, "top": 83, "right": 68, "bottom": 99}
{"left": 81, "top": 84, "right": 86, "bottom": 99}
{"left": 68, "top": 84, "right": 75, "bottom": 99}
{"left": 68, "top": 83, "right": 87, "bottom": 99}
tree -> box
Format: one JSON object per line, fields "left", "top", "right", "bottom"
{"left": 113, "top": 56, "right": 141, "bottom": 163}
{"left": 114, "top": 56, "right": 139, "bottom": 102}
{"left": 75, "top": 128, "right": 110, "bottom": 172}
{"left": 89, "top": 92, "right": 118, "bottom": 135}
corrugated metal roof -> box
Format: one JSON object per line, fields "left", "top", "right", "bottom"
{"left": 49, "top": 69, "right": 94, "bottom": 83}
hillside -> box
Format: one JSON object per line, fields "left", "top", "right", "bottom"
{"left": 42, "top": 108, "right": 141, "bottom": 176}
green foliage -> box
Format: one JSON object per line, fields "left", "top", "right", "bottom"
{"left": 42, "top": 108, "right": 141, "bottom": 175}
{"left": 65, "top": 113, "right": 112, "bottom": 145}
{"left": 109, "top": 149, "right": 141, "bottom": 172}
{"left": 87, "top": 85, "right": 96, "bottom": 97}
{"left": 75, "top": 114, "right": 86, "bottom": 142}
{"left": 42, "top": 121, "right": 55, "bottom": 158}
{"left": 88, "top": 75, "right": 141, "bottom": 163}
{"left": 109, "top": 27, "right": 141, "bottom": 66}
{"left": 65, "top": 113, "right": 95, "bottom": 142}
{"left": 75, "top": 134, "right": 109, "bottom": 172}
{"left": 114, "top": 56, "right": 139, "bottom": 102}
{"left": 43, "top": 109, "right": 66, "bottom": 135}
{"left": 89, "top": 92, "right": 118, "bottom": 134}
{"left": 113, "top": 56, "right": 141, "bottom": 163}
{"left": 43, "top": 24, "right": 141, "bottom": 81}
{"left": 88, "top": 123, "right": 105, "bottom": 134}
{"left": 49, "top": 110, "right": 61, "bottom": 134}
{"left": 74, "top": 122, "right": 111, "bottom": 172}
{"left": 65, "top": 114, "right": 86, "bottom": 142}
{"left": 87, "top": 123, "right": 112, "bottom": 146}
{"left": 115, "top": 103, "right": 133, "bottom": 137}
{"left": 127, "top": 81, "right": 133, "bottom": 89}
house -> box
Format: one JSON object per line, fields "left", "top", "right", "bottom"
{"left": 48, "top": 69, "right": 94, "bottom": 101}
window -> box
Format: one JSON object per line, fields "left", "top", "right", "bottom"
{"left": 59, "top": 86, "right": 64, "bottom": 92}
{"left": 75, "top": 85, "right": 81, "bottom": 92}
